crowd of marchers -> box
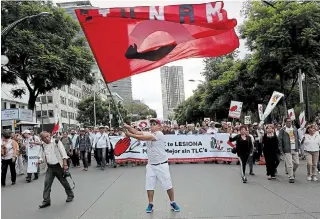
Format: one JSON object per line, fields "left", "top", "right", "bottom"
{"left": 1, "top": 117, "right": 320, "bottom": 186}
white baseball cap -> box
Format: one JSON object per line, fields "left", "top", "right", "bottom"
{"left": 22, "top": 130, "right": 31, "bottom": 135}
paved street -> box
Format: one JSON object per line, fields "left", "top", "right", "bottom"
{"left": 2, "top": 160, "right": 320, "bottom": 219}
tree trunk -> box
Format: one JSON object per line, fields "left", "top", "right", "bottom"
{"left": 280, "top": 74, "right": 288, "bottom": 118}
{"left": 28, "top": 92, "right": 37, "bottom": 110}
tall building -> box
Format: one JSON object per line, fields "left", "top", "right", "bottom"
{"left": 109, "top": 78, "right": 133, "bottom": 104}
{"left": 57, "top": 0, "right": 133, "bottom": 104}
{"left": 160, "top": 66, "right": 185, "bottom": 120}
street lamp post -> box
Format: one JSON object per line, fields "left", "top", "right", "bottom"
{"left": 1, "top": 12, "right": 51, "bottom": 40}
{"left": 1, "top": 12, "right": 51, "bottom": 66}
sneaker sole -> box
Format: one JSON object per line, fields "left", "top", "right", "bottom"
{"left": 171, "top": 208, "right": 180, "bottom": 212}
{"left": 146, "top": 209, "right": 153, "bottom": 213}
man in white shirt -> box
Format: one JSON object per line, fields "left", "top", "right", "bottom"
{"left": 93, "top": 126, "right": 110, "bottom": 170}
{"left": 207, "top": 122, "right": 218, "bottom": 134}
{"left": 124, "top": 119, "right": 180, "bottom": 213}
{"left": 38, "top": 131, "right": 74, "bottom": 208}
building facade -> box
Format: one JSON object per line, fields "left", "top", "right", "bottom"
{"left": 160, "top": 66, "right": 185, "bottom": 120}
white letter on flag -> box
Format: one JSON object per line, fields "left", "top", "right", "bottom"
{"left": 149, "top": 6, "right": 164, "bottom": 20}
{"left": 206, "top": 2, "right": 223, "bottom": 23}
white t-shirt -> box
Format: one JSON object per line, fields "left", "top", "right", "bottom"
{"left": 146, "top": 131, "right": 167, "bottom": 165}
{"left": 303, "top": 134, "right": 320, "bottom": 152}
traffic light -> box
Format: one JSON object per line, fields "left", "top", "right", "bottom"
{"left": 13, "top": 120, "right": 17, "bottom": 128}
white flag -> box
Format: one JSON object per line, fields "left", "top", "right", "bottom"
{"left": 299, "top": 111, "right": 306, "bottom": 128}
{"left": 263, "top": 91, "right": 284, "bottom": 120}
{"left": 228, "top": 101, "right": 243, "bottom": 119}
{"left": 288, "top": 108, "right": 296, "bottom": 120}
{"left": 258, "top": 104, "right": 264, "bottom": 121}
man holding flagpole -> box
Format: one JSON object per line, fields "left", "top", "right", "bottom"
{"left": 123, "top": 119, "right": 180, "bottom": 213}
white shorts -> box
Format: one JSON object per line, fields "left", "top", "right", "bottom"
{"left": 145, "top": 162, "right": 173, "bottom": 191}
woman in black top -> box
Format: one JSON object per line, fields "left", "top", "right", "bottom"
{"left": 262, "top": 124, "right": 279, "bottom": 179}
{"left": 229, "top": 125, "right": 253, "bottom": 183}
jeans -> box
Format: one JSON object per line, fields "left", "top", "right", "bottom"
{"left": 80, "top": 151, "right": 88, "bottom": 168}
{"left": 97, "top": 148, "right": 107, "bottom": 168}
{"left": 2, "top": 158, "right": 16, "bottom": 185}
{"left": 43, "top": 164, "right": 74, "bottom": 203}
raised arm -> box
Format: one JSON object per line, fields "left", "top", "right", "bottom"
{"left": 229, "top": 134, "right": 239, "bottom": 142}
{"left": 123, "top": 123, "right": 144, "bottom": 135}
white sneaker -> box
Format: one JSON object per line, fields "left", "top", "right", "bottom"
{"left": 307, "top": 176, "right": 312, "bottom": 181}
{"left": 312, "top": 176, "right": 318, "bottom": 181}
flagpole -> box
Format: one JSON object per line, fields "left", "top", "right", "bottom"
{"left": 105, "top": 83, "right": 124, "bottom": 126}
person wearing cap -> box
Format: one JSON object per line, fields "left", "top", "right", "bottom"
{"left": 124, "top": 119, "right": 180, "bottom": 213}
{"left": 22, "top": 129, "right": 41, "bottom": 183}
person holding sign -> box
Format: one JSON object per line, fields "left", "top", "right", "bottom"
{"left": 38, "top": 131, "right": 74, "bottom": 208}
{"left": 22, "top": 130, "right": 41, "bottom": 183}
{"left": 123, "top": 119, "right": 180, "bottom": 213}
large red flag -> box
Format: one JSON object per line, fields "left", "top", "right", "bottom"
{"left": 75, "top": 1, "right": 239, "bottom": 83}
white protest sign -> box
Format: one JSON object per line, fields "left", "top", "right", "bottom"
{"left": 299, "top": 111, "right": 306, "bottom": 128}
{"left": 27, "top": 145, "right": 40, "bottom": 173}
{"left": 263, "top": 91, "right": 284, "bottom": 120}
{"left": 244, "top": 116, "right": 251, "bottom": 125}
{"left": 110, "top": 134, "right": 238, "bottom": 163}
{"left": 288, "top": 108, "right": 296, "bottom": 120}
{"left": 228, "top": 101, "right": 243, "bottom": 119}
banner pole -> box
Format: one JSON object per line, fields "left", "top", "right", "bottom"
{"left": 105, "top": 83, "right": 124, "bottom": 126}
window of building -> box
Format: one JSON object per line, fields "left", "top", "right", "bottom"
{"left": 68, "top": 99, "right": 73, "bottom": 107}
{"left": 61, "top": 110, "right": 67, "bottom": 118}
{"left": 20, "top": 105, "right": 25, "bottom": 109}
{"left": 42, "top": 110, "right": 48, "bottom": 117}
{"left": 36, "top": 111, "right": 41, "bottom": 118}
{"left": 1, "top": 102, "right": 7, "bottom": 110}
{"left": 10, "top": 103, "right": 16, "bottom": 108}
{"left": 60, "top": 96, "right": 66, "bottom": 105}
{"left": 48, "top": 110, "right": 54, "bottom": 117}
{"left": 36, "top": 97, "right": 41, "bottom": 102}
{"left": 47, "top": 96, "right": 53, "bottom": 103}
{"left": 41, "top": 96, "right": 47, "bottom": 104}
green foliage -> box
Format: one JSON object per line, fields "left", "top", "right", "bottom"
{"left": 77, "top": 96, "right": 130, "bottom": 127}
{"left": 175, "top": 0, "right": 320, "bottom": 123}
{"left": 1, "top": 1, "right": 95, "bottom": 110}
{"left": 125, "top": 101, "right": 157, "bottom": 121}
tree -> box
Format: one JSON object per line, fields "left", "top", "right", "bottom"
{"left": 125, "top": 101, "right": 157, "bottom": 121}
{"left": 77, "top": 96, "right": 129, "bottom": 127}
{"left": 1, "top": 1, "right": 95, "bottom": 110}
{"left": 240, "top": 0, "right": 320, "bottom": 116}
